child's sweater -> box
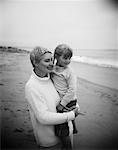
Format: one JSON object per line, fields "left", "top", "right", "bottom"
{"left": 51, "top": 66, "right": 77, "bottom": 107}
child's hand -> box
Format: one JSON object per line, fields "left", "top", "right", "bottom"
{"left": 70, "top": 106, "right": 76, "bottom": 110}
{"left": 56, "top": 103, "right": 70, "bottom": 112}
{"left": 56, "top": 103, "right": 65, "bottom": 112}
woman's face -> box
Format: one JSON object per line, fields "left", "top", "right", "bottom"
{"left": 36, "top": 52, "right": 54, "bottom": 74}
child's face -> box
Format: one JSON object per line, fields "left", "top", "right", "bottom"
{"left": 56, "top": 54, "right": 71, "bottom": 67}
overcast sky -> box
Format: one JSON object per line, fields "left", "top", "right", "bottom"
{"left": 0, "top": 0, "right": 117, "bottom": 50}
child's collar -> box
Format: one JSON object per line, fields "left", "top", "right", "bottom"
{"left": 54, "top": 65, "right": 67, "bottom": 72}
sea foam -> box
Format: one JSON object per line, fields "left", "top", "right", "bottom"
{"left": 72, "top": 56, "right": 118, "bottom": 69}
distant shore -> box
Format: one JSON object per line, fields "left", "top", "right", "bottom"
{"left": 0, "top": 46, "right": 30, "bottom": 53}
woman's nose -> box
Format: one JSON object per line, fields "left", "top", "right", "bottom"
{"left": 50, "top": 61, "right": 54, "bottom": 66}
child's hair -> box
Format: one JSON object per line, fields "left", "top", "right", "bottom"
{"left": 30, "top": 46, "right": 52, "bottom": 68}
{"left": 54, "top": 44, "right": 73, "bottom": 61}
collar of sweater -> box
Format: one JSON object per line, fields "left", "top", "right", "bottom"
{"left": 53, "top": 65, "right": 68, "bottom": 73}
{"left": 32, "top": 70, "right": 50, "bottom": 81}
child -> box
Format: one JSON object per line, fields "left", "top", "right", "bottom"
{"left": 51, "top": 44, "right": 80, "bottom": 138}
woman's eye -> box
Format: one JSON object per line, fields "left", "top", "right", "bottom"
{"left": 44, "top": 58, "right": 53, "bottom": 62}
{"left": 45, "top": 59, "right": 50, "bottom": 62}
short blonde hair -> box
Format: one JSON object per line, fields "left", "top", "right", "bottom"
{"left": 30, "top": 46, "right": 51, "bottom": 67}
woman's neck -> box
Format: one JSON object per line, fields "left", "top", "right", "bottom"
{"left": 34, "top": 68, "right": 48, "bottom": 78}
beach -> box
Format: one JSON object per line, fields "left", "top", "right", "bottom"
{"left": 1, "top": 50, "right": 118, "bottom": 150}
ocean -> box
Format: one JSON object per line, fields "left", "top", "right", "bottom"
{"left": 72, "top": 49, "right": 118, "bottom": 69}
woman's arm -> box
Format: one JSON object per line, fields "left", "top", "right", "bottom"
{"left": 25, "top": 86, "right": 75, "bottom": 125}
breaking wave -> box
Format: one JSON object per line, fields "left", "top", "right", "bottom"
{"left": 72, "top": 56, "right": 118, "bottom": 69}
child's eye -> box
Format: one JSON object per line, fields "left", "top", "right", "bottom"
{"left": 63, "top": 56, "right": 67, "bottom": 59}
{"left": 64, "top": 57, "right": 67, "bottom": 60}
{"left": 63, "top": 56, "right": 70, "bottom": 60}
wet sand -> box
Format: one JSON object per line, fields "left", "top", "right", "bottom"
{"left": 1, "top": 50, "right": 118, "bottom": 150}
{"left": 71, "top": 61, "right": 118, "bottom": 90}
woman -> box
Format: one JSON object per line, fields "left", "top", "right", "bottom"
{"left": 25, "top": 46, "right": 79, "bottom": 150}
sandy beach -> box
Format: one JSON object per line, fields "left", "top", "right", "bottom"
{"left": 1, "top": 50, "right": 118, "bottom": 150}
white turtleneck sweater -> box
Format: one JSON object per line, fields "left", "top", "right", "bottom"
{"left": 25, "top": 71, "right": 75, "bottom": 147}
